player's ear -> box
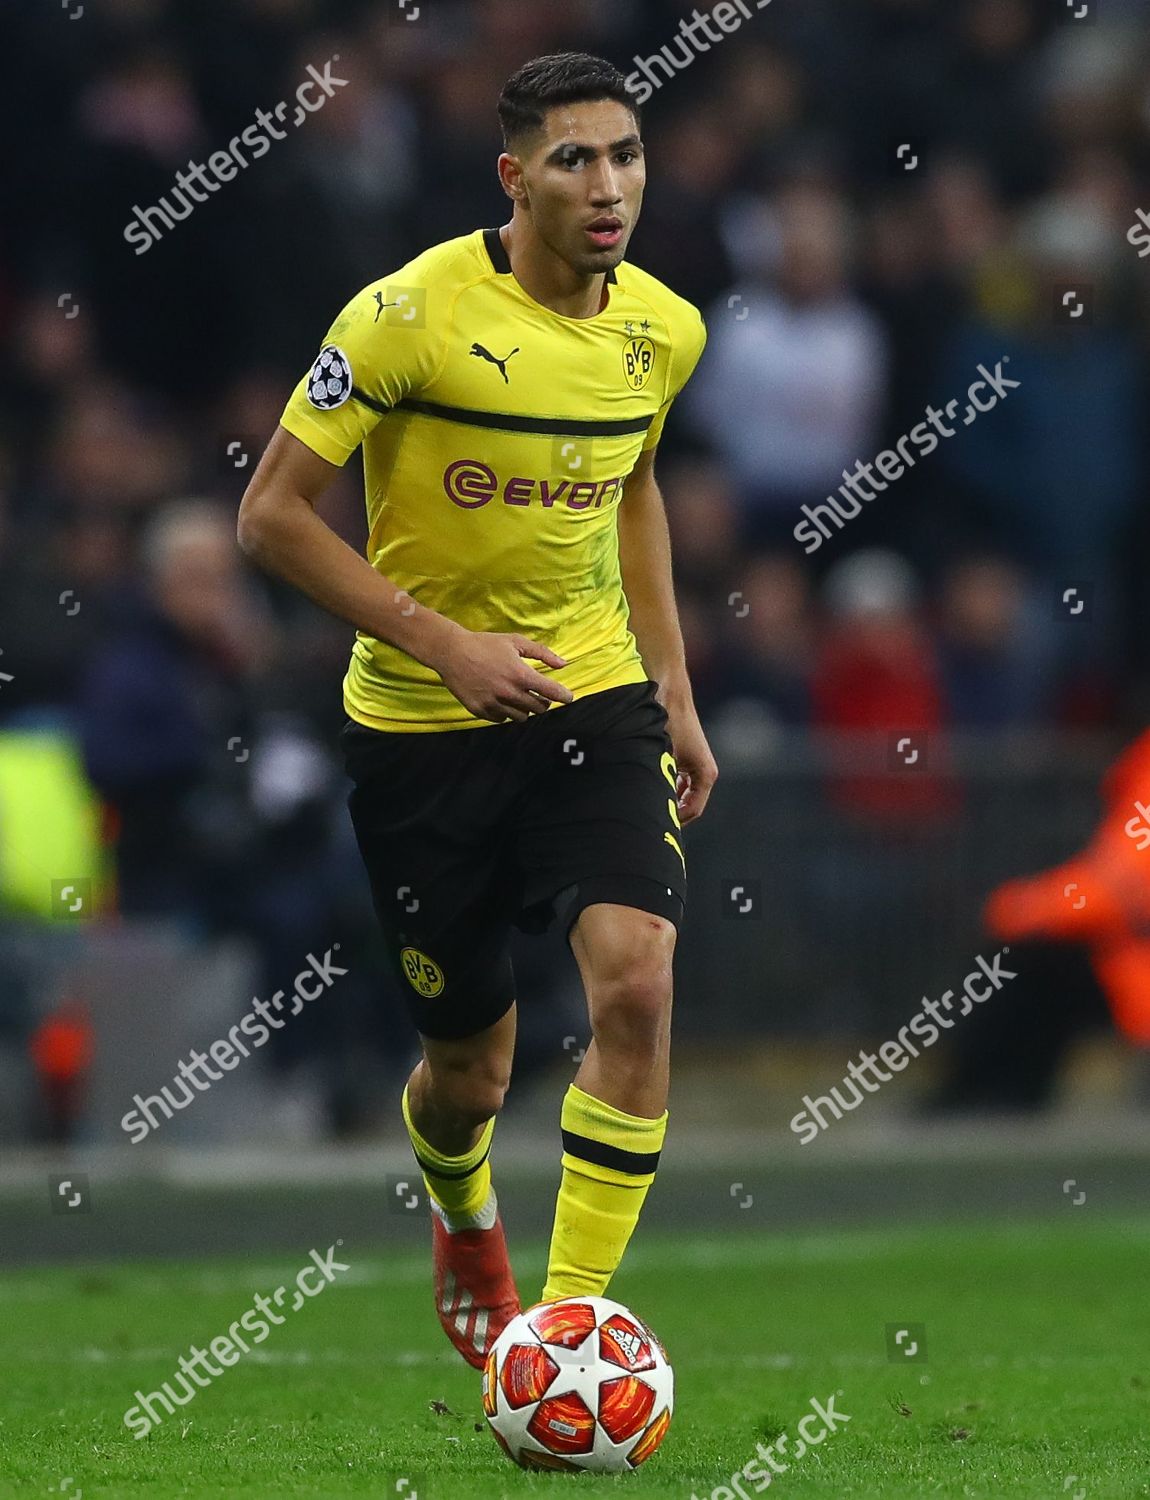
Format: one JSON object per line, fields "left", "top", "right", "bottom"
{"left": 497, "top": 151, "right": 526, "bottom": 203}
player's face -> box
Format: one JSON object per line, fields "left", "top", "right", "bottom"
{"left": 519, "top": 100, "right": 646, "bottom": 276}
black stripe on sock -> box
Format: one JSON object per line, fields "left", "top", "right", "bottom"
{"left": 412, "top": 1141, "right": 491, "bottom": 1182}
{"left": 561, "top": 1128, "right": 661, "bottom": 1176}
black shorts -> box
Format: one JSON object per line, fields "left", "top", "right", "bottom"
{"left": 340, "top": 680, "right": 687, "bottom": 1041}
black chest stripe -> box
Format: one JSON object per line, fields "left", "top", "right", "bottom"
{"left": 394, "top": 397, "right": 654, "bottom": 438}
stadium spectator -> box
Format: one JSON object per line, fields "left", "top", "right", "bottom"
{"left": 713, "top": 552, "right": 815, "bottom": 729}
{"left": 688, "top": 184, "right": 888, "bottom": 550}
{"left": 934, "top": 555, "right": 1055, "bottom": 729}
{"left": 79, "top": 500, "right": 272, "bottom": 920}
{"left": 812, "top": 549, "right": 953, "bottom": 825}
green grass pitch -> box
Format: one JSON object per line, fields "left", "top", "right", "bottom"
{"left": 6, "top": 1219, "right": 1148, "bottom": 1498}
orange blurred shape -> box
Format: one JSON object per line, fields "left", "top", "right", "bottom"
{"left": 984, "top": 731, "right": 1150, "bottom": 1043}
{"left": 30, "top": 1001, "right": 95, "bottom": 1082}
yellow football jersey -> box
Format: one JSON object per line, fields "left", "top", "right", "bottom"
{"left": 280, "top": 227, "right": 706, "bottom": 732}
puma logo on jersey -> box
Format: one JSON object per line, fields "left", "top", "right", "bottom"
{"left": 374, "top": 291, "right": 399, "bottom": 322}
{"left": 469, "top": 342, "right": 520, "bottom": 383}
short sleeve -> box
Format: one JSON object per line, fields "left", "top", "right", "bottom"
{"left": 641, "top": 307, "right": 708, "bottom": 454}
{"left": 280, "top": 279, "right": 444, "bottom": 466}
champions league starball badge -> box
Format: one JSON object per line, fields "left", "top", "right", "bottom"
{"left": 306, "top": 345, "right": 353, "bottom": 410}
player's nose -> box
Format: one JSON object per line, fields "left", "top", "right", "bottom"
{"left": 589, "top": 163, "right": 624, "bottom": 205}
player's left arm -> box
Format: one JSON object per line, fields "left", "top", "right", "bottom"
{"left": 618, "top": 447, "right": 717, "bottom": 825}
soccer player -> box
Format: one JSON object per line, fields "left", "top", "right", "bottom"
{"left": 237, "top": 51, "right": 717, "bottom": 1368}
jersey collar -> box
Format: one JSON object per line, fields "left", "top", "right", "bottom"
{"left": 483, "top": 227, "right": 618, "bottom": 284}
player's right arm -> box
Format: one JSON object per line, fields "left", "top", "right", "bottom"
{"left": 237, "top": 282, "right": 572, "bottom": 723}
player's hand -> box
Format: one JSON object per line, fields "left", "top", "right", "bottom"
{"left": 664, "top": 701, "right": 718, "bottom": 825}
{"left": 435, "top": 629, "right": 575, "bottom": 723}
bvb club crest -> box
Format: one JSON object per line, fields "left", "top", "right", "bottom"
{"left": 401, "top": 946, "right": 444, "bottom": 998}
{"left": 622, "top": 335, "right": 656, "bottom": 391}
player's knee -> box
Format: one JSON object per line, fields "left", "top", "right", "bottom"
{"left": 589, "top": 926, "right": 674, "bottom": 1053}
{"left": 429, "top": 1054, "right": 511, "bottom": 1128}
{"left": 593, "top": 974, "right": 670, "bottom": 1051}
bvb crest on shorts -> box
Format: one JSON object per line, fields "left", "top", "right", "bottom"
{"left": 622, "top": 336, "right": 656, "bottom": 391}
{"left": 401, "top": 946, "right": 444, "bottom": 998}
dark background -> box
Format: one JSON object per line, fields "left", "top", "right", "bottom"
{"left": 2, "top": 0, "right": 1149, "bottom": 1150}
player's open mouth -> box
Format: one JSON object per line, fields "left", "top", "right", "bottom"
{"left": 585, "top": 219, "right": 623, "bottom": 249}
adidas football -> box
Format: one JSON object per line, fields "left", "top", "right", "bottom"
{"left": 482, "top": 1295, "right": 673, "bottom": 1472}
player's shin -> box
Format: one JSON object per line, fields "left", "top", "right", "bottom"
{"left": 401, "top": 1081, "right": 497, "bottom": 1230}
{"left": 541, "top": 1083, "right": 667, "bottom": 1301}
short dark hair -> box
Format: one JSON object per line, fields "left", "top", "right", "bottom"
{"left": 498, "top": 52, "right": 639, "bottom": 148}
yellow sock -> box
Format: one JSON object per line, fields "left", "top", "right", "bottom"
{"left": 401, "top": 1083, "right": 495, "bottom": 1228}
{"left": 542, "top": 1083, "right": 667, "bottom": 1302}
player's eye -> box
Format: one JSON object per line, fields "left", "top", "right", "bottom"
{"left": 616, "top": 151, "right": 638, "bottom": 165}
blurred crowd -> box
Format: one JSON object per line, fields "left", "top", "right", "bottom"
{"left": 2, "top": 0, "right": 1150, "bottom": 1133}
{"left": 3, "top": 0, "right": 1150, "bottom": 744}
